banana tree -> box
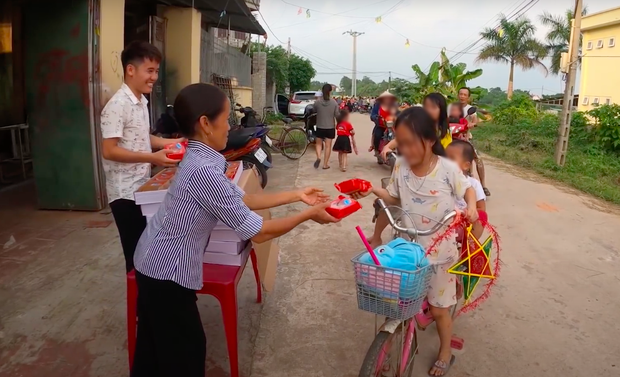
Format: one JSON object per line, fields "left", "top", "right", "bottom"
{"left": 409, "top": 61, "right": 445, "bottom": 103}
{"left": 439, "top": 49, "right": 483, "bottom": 102}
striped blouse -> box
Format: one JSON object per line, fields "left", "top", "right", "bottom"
{"left": 134, "top": 140, "right": 264, "bottom": 290}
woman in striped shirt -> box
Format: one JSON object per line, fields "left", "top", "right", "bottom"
{"left": 131, "top": 83, "right": 340, "bottom": 377}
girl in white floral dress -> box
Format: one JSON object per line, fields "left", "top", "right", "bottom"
{"left": 355, "top": 107, "right": 478, "bottom": 376}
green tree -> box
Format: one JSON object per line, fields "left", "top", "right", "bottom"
{"left": 539, "top": 7, "right": 588, "bottom": 75}
{"left": 439, "top": 49, "right": 483, "bottom": 101}
{"left": 339, "top": 76, "right": 352, "bottom": 96}
{"left": 310, "top": 80, "right": 329, "bottom": 91}
{"left": 288, "top": 54, "right": 316, "bottom": 93}
{"left": 476, "top": 15, "right": 548, "bottom": 99}
{"left": 251, "top": 43, "right": 289, "bottom": 93}
{"left": 410, "top": 61, "right": 444, "bottom": 103}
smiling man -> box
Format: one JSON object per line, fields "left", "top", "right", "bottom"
{"left": 100, "top": 41, "right": 182, "bottom": 273}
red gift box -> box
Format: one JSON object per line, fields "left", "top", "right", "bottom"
{"left": 325, "top": 195, "right": 362, "bottom": 219}
{"left": 165, "top": 142, "right": 186, "bottom": 160}
{"left": 334, "top": 178, "right": 372, "bottom": 195}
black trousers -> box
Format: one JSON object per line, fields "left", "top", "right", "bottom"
{"left": 132, "top": 271, "right": 206, "bottom": 377}
{"left": 110, "top": 199, "right": 147, "bottom": 273}
{"left": 372, "top": 125, "right": 385, "bottom": 151}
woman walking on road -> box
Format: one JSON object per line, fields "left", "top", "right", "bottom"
{"left": 312, "top": 84, "right": 339, "bottom": 169}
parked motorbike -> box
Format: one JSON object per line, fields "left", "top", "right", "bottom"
{"left": 303, "top": 104, "right": 318, "bottom": 143}
{"left": 222, "top": 127, "right": 270, "bottom": 188}
{"left": 234, "top": 103, "right": 274, "bottom": 164}
{"left": 153, "top": 105, "right": 180, "bottom": 138}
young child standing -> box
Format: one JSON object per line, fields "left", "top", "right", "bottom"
{"left": 446, "top": 140, "right": 487, "bottom": 238}
{"left": 332, "top": 109, "right": 358, "bottom": 172}
{"left": 355, "top": 107, "right": 478, "bottom": 377}
{"left": 100, "top": 41, "right": 183, "bottom": 273}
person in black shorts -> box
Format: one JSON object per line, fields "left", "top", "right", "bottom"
{"left": 312, "top": 84, "right": 339, "bottom": 169}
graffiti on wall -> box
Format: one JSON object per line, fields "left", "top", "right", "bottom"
{"left": 32, "top": 48, "right": 89, "bottom": 128}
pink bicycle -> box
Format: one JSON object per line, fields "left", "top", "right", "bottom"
{"left": 352, "top": 199, "right": 462, "bottom": 377}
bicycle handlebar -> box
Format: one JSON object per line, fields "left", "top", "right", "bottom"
{"left": 375, "top": 199, "right": 457, "bottom": 240}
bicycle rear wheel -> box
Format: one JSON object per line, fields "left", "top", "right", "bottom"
{"left": 279, "top": 127, "right": 309, "bottom": 160}
{"left": 358, "top": 322, "right": 417, "bottom": 377}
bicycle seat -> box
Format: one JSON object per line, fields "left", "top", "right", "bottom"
{"left": 282, "top": 117, "right": 293, "bottom": 124}
{"left": 224, "top": 128, "right": 255, "bottom": 150}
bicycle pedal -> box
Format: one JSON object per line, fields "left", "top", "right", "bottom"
{"left": 450, "top": 336, "right": 464, "bottom": 350}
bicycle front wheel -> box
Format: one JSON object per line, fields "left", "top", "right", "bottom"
{"left": 279, "top": 127, "right": 309, "bottom": 160}
{"left": 358, "top": 322, "right": 417, "bottom": 377}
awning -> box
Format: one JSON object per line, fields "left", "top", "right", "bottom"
{"left": 167, "top": 0, "right": 266, "bottom": 35}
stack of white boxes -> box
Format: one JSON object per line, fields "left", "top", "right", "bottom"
{"left": 135, "top": 162, "right": 250, "bottom": 266}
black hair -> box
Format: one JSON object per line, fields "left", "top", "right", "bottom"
{"left": 173, "top": 83, "right": 228, "bottom": 138}
{"left": 394, "top": 106, "right": 446, "bottom": 157}
{"left": 336, "top": 108, "right": 349, "bottom": 124}
{"left": 448, "top": 139, "right": 475, "bottom": 163}
{"left": 321, "top": 83, "right": 332, "bottom": 100}
{"left": 121, "top": 41, "right": 163, "bottom": 73}
{"left": 423, "top": 93, "right": 449, "bottom": 140}
{"left": 458, "top": 87, "right": 471, "bottom": 97}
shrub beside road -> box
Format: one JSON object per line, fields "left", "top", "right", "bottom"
{"left": 474, "top": 95, "right": 620, "bottom": 204}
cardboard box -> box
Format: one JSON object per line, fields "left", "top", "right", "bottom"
{"left": 238, "top": 168, "right": 280, "bottom": 292}
{"left": 205, "top": 239, "right": 246, "bottom": 255}
{"left": 203, "top": 242, "right": 251, "bottom": 266}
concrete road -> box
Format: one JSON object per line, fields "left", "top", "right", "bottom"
{"left": 250, "top": 112, "right": 620, "bottom": 377}
{"left": 1, "top": 112, "right": 618, "bottom": 377}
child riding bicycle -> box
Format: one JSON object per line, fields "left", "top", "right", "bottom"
{"left": 353, "top": 107, "right": 478, "bottom": 376}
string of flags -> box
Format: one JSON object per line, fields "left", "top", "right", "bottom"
{"left": 293, "top": 8, "right": 415, "bottom": 48}
{"left": 297, "top": 7, "right": 311, "bottom": 18}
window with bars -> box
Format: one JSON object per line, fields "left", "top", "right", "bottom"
{"left": 234, "top": 31, "right": 246, "bottom": 40}
{"left": 217, "top": 28, "right": 227, "bottom": 38}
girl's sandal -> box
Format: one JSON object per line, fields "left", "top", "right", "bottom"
{"left": 428, "top": 355, "right": 455, "bottom": 376}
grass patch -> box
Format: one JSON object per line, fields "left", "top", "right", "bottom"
{"left": 473, "top": 118, "right": 620, "bottom": 205}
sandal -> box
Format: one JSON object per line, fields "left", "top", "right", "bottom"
{"left": 483, "top": 187, "right": 491, "bottom": 196}
{"left": 428, "top": 355, "right": 455, "bottom": 376}
{"left": 313, "top": 159, "right": 321, "bottom": 169}
{"left": 322, "top": 166, "right": 330, "bottom": 170}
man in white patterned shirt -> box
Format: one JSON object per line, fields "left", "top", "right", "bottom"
{"left": 100, "top": 41, "right": 182, "bottom": 272}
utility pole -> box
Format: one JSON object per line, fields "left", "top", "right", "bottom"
{"left": 388, "top": 71, "right": 392, "bottom": 91}
{"left": 554, "top": 0, "right": 583, "bottom": 166}
{"left": 286, "top": 37, "right": 291, "bottom": 95}
{"left": 343, "top": 30, "right": 364, "bottom": 97}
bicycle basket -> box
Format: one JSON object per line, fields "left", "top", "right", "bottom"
{"left": 351, "top": 252, "right": 432, "bottom": 320}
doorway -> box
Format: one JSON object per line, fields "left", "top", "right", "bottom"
{"left": 124, "top": 1, "right": 166, "bottom": 129}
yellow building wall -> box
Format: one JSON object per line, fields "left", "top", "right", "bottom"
{"left": 164, "top": 7, "right": 201, "bottom": 101}
{"left": 233, "top": 87, "right": 253, "bottom": 108}
{"left": 577, "top": 7, "right": 620, "bottom": 112}
{"left": 99, "top": 0, "right": 125, "bottom": 106}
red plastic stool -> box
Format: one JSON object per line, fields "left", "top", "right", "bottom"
{"left": 127, "top": 248, "right": 262, "bottom": 376}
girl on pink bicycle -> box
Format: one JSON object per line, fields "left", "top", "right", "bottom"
{"left": 354, "top": 107, "right": 478, "bottom": 376}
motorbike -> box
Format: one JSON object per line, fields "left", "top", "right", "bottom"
{"left": 449, "top": 106, "right": 477, "bottom": 141}
{"left": 375, "top": 116, "right": 397, "bottom": 169}
{"left": 303, "top": 104, "right": 318, "bottom": 143}
{"left": 153, "top": 105, "right": 180, "bottom": 138}
{"left": 233, "top": 103, "right": 274, "bottom": 164}
{"left": 222, "top": 127, "right": 270, "bottom": 188}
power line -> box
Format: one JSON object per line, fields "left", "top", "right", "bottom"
{"left": 450, "top": 0, "right": 540, "bottom": 62}
{"left": 290, "top": 45, "right": 351, "bottom": 71}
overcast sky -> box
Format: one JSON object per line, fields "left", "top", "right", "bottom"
{"left": 256, "top": 0, "right": 618, "bottom": 95}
